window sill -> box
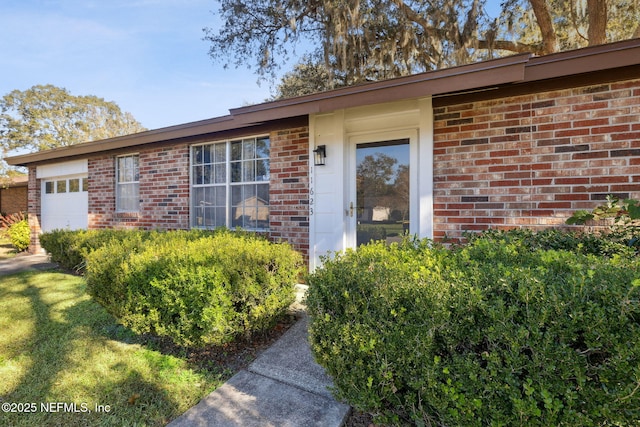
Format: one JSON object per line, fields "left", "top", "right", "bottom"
{"left": 115, "top": 211, "right": 140, "bottom": 219}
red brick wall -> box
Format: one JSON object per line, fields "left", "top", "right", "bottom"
{"left": 0, "top": 186, "right": 27, "bottom": 214}
{"left": 433, "top": 77, "right": 640, "bottom": 241}
{"left": 85, "top": 127, "right": 310, "bottom": 261}
{"left": 88, "top": 154, "right": 116, "bottom": 229}
{"left": 88, "top": 146, "right": 191, "bottom": 229}
{"left": 269, "top": 127, "right": 310, "bottom": 262}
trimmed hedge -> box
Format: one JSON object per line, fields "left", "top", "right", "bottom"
{"left": 306, "top": 232, "right": 640, "bottom": 426}
{"left": 464, "top": 227, "right": 638, "bottom": 258}
{"left": 84, "top": 229, "right": 302, "bottom": 347}
{"left": 39, "top": 228, "right": 219, "bottom": 272}
{"left": 39, "top": 229, "right": 138, "bottom": 272}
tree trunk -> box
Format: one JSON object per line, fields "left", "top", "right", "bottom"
{"left": 587, "top": 0, "right": 607, "bottom": 46}
{"left": 529, "top": 0, "right": 558, "bottom": 54}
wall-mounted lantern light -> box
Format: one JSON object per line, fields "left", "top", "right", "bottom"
{"left": 313, "top": 145, "right": 327, "bottom": 166}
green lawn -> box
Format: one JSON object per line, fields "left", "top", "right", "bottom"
{"left": 0, "top": 270, "right": 228, "bottom": 426}
{"left": 0, "top": 234, "right": 17, "bottom": 259}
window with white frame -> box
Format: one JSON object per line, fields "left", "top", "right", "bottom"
{"left": 191, "top": 136, "right": 270, "bottom": 230}
{"left": 116, "top": 154, "right": 140, "bottom": 212}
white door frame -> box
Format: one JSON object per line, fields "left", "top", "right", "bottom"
{"left": 308, "top": 97, "right": 433, "bottom": 270}
{"left": 345, "top": 128, "right": 419, "bottom": 249}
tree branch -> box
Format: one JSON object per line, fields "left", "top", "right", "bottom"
{"left": 389, "top": 0, "right": 440, "bottom": 39}
{"left": 476, "top": 39, "right": 544, "bottom": 55}
{"left": 529, "top": 0, "right": 558, "bottom": 54}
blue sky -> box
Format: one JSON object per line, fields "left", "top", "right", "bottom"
{"left": 1, "top": 0, "right": 503, "bottom": 132}
{"left": 0, "top": 0, "right": 276, "bottom": 131}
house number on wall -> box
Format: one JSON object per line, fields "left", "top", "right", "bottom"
{"left": 309, "top": 170, "right": 314, "bottom": 216}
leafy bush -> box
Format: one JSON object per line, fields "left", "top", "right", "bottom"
{"left": 464, "top": 227, "right": 637, "bottom": 258}
{"left": 7, "top": 219, "right": 30, "bottom": 252}
{"left": 85, "top": 229, "right": 302, "bottom": 347}
{"left": 39, "top": 229, "right": 139, "bottom": 272}
{"left": 566, "top": 194, "right": 640, "bottom": 225}
{"left": 307, "top": 233, "right": 640, "bottom": 426}
{"left": 565, "top": 195, "right": 640, "bottom": 254}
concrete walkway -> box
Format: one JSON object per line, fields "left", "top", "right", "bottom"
{"left": 0, "top": 253, "right": 58, "bottom": 276}
{"left": 168, "top": 313, "right": 351, "bottom": 427}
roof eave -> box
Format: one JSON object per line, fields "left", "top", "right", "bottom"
{"left": 6, "top": 39, "right": 640, "bottom": 167}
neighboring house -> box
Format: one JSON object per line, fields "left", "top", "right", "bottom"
{"left": 0, "top": 175, "right": 28, "bottom": 216}
{"left": 6, "top": 39, "right": 640, "bottom": 269}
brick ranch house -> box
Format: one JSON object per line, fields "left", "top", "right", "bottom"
{"left": 6, "top": 39, "right": 640, "bottom": 269}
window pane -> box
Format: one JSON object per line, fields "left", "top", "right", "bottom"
{"left": 257, "top": 184, "right": 269, "bottom": 204}
{"left": 45, "top": 181, "right": 54, "bottom": 194}
{"left": 194, "top": 146, "right": 203, "bottom": 164}
{"left": 203, "top": 164, "right": 213, "bottom": 184}
{"left": 244, "top": 184, "right": 256, "bottom": 200}
{"left": 192, "top": 186, "right": 227, "bottom": 228}
{"left": 214, "top": 143, "right": 226, "bottom": 162}
{"left": 57, "top": 180, "right": 67, "bottom": 193}
{"left": 194, "top": 165, "right": 203, "bottom": 185}
{"left": 214, "top": 207, "right": 226, "bottom": 227}
{"left": 69, "top": 178, "right": 80, "bottom": 192}
{"left": 117, "top": 157, "right": 127, "bottom": 182}
{"left": 214, "top": 164, "right": 226, "bottom": 184}
{"left": 243, "top": 161, "right": 255, "bottom": 182}
{"left": 256, "top": 159, "right": 269, "bottom": 181}
{"left": 231, "top": 161, "right": 241, "bottom": 183}
{"left": 82, "top": 178, "right": 88, "bottom": 192}
{"left": 118, "top": 155, "right": 139, "bottom": 183}
{"left": 230, "top": 184, "right": 269, "bottom": 230}
{"left": 133, "top": 157, "right": 140, "bottom": 181}
{"left": 193, "top": 187, "right": 206, "bottom": 226}
{"left": 231, "top": 185, "right": 243, "bottom": 206}
{"left": 243, "top": 139, "right": 255, "bottom": 159}
{"left": 256, "top": 137, "right": 270, "bottom": 159}
{"left": 215, "top": 187, "right": 226, "bottom": 206}
{"left": 231, "top": 140, "right": 242, "bottom": 161}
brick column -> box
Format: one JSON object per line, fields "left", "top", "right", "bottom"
{"left": 27, "top": 166, "right": 42, "bottom": 253}
{"left": 269, "top": 127, "right": 310, "bottom": 264}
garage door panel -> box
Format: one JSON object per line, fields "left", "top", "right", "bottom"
{"left": 41, "top": 175, "right": 88, "bottom": 232}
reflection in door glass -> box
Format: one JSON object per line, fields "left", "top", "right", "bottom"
{"left": 356, "top": 139, "right": 410, "bottom": 246}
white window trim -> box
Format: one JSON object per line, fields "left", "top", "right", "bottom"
{"left": 115, "top": 154, "right": 140, "bottom": 213}
{"left": 190, "top": 135, "right": 270, "bottom": 231}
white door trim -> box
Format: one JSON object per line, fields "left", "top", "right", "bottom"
{"left": 346, "top": 128, "right": 419, "bottom": 249}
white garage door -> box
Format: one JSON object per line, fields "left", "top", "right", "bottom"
{"left": 41, "top": 175, "right": 89, "bottom": 232}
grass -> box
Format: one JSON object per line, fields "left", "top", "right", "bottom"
{"left": 0, "top": 270, "right": 229, "bottom": 426}
{"left": 0, "top": 234, "right": 18, "bottom": 259}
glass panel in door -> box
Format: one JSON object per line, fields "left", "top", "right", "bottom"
{"left": 356, "top": 139, "right": 410, "bottom": 246}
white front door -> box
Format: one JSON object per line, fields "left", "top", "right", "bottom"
{"left": 346, "top": 130, "right": 418, "bottom": 249}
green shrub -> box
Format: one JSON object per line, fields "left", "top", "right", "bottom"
{"left": 565, "top": 195, "right": 640, "bottom": 254}
{"left": 7, "top": 219, "right": 30, "bottom": 252}
{"left": 39, "top": 229, "right": 139, "bottom": 272}
{"left": 307, "top": 233, "right": 640, "bottom": 426}
{"left": 464, "top": 227, "right": 637, "bottom": 258}
{"left": 85, "top": 229, "right": 302, "bottom": 347}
